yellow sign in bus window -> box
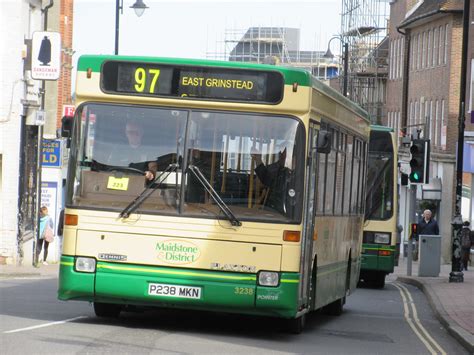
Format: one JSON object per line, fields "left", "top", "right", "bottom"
{"left": 107, "top": 176, "right": 129, "bottom": 191}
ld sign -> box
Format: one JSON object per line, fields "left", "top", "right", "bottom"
{"left": 31, "top": 31, "right": 61, "bottom": 80}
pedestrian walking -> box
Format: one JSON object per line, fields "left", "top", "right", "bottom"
{"left": 461, "top": 221, "right": 473, "bottom": 271}
{"left": 35, "top": 206, "right": 54, "bottom": 267}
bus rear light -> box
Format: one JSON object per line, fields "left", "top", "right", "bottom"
{"left": 283, "top": 230, "right": 300, "bottom": 242}
{"left": 378, "top": 250, "right": 392, "bottom": 257}
{"left": 258, "top": 271, "right": 280, "bottom": 287}
{"left": 65, "top": 214, "right": 78, "bottom": 226}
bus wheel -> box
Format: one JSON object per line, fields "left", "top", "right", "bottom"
{"left": 323, "top": 297, "right": 345, "bottom": 316}
{"left": 373, "top": 273, "right": 386, "bottom": 289}
{"left": 287, "top": 314, "right": 306, "bottom": 334}
{"left": 93, "top": 302, "right": 121, "bottom": 318}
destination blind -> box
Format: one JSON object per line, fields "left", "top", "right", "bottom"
{"left": 101, "top": 61, "right": 283, "bottom": 103}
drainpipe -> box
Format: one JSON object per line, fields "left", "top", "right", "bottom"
{"left": 397, "top": 27, "right": 411, "bottom": 137}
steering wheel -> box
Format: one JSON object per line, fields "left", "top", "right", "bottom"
{"left": 104, "top": 166, "right": 145, "bottom": 175}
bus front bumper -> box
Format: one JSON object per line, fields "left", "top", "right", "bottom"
{"left": 58, "top": 256, "right": 299, "bottom": 318}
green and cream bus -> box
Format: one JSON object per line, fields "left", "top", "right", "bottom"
{"left": 58, "top": 55, "right": 370, "bottom": 333}
{"left": 360, "top": 125, "right": 398, "bottom": 288}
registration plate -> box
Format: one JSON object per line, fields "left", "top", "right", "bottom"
{"left": 148, "top": 283, "right": 201, "bottom": 299}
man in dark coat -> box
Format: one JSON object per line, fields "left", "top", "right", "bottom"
{"left": 418, "top": 209, "right": 440, "bottom": 235}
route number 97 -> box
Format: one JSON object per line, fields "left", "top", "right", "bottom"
{"left": 134, "top": 67, "right": 161, "bottom": 93}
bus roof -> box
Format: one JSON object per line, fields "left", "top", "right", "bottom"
{"left": 311, "top": 77, "right": 370, "bottom": 122}
{"left": 370, "top": 124, "right": 394, "bottom": 132}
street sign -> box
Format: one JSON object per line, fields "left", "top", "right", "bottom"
{"left": 62, "top": 105, "right": 75, "bottom": 117}
{"left": 35, "top": 110, "right": 46, "bottom": 125}
{"left": 42, "top": 139, "right": 61, "bottom": 167}
{"left": 31, "top": 31, "right": 61, "bottom": 80}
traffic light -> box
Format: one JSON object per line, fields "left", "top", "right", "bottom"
{"left": 409, "top": 139, "right": 430, "bottom": 184}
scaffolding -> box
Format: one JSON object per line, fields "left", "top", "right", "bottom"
{"left": 207, "top": 27, "right": 340, "bottom": 82}
{"left": 341, "top": 0, "right": 390, "bottom": 123}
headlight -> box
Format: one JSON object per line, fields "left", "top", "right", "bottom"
{"left": 374, "top": 233, "right": 391, "bottom": 244}
{"left": 75, "top": 257, "right": 96, "bottom": 273}
{"left": 258, "top": 271, "right": 279, "bottom": 287}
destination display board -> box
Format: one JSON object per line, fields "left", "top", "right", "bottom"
{"left": 101, "top": 61, "right": 283, "bottom": 103}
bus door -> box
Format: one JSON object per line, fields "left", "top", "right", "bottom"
{"left": 298, "top": 121, "right": 318, "bottom": 309}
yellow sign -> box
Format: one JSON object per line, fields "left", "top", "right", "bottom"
{"left": 107, "top": 176, "right": 129, "bottom": 191}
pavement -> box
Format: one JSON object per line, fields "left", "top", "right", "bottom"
{"left": 393, "top": 258, "right": 474, "bottom": 353}
{"left": 1, "top": 259, "right": 473, "bottom": 353}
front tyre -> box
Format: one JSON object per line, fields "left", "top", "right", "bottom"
{"left": 287, "top": 314, "right": 306, "bottom": 334}
{"left": 93, "top": 302, "right": 122, "bottom": 318}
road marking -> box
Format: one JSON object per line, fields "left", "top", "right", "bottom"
{"left": 393, "top": 282, "right": 446, "bottom": 355}
{"left": 4, "top": 316, "right": 87, "bottom": 334}
{"left": 397, "top": 283, "right": 447, "bottom": 355}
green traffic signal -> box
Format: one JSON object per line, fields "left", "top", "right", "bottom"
{"left": 410, "top": 171, "right": 421, "bottom": 182}
{"left": 409, "top": 139, "right": 430, "bottom": 184}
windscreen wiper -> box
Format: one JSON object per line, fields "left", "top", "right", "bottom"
{"left": 119, "top": 163, "right": 179, "bottom": 219}
{"left": 188, "top": 165, "right": 242, "bottom": 227}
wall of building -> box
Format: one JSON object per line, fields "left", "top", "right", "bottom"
{"left": 0, "top": 0, "right": 43, "bottom": 264}
{"left": 386, "top": 0, "right": 464, "bottom": 263}
{"left": 0, "top": 0, "right": 73, "bottom": 265}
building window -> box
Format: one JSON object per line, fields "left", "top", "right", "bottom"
{"left": 420, "top": 100, "right": 424, "bottom": 131}
{"left": 427, "top": 30, "right": 432, "bottom": 68}
{"left": 400, "top": 37, "right": 404, "bottom": 78}
{"left": 425, "top": 100, "right": 430, "bottom": 138}
{"left": 439, "top": 25, "right": 444, "bottom": 65}
{"left": 433, "top": 27, "right": 438, "bottom": 66}
{"left": 389, "top": 40, "right": 394, "bottom": 79}
{"left": 444, "top": 24, "right": 449, "bottom": 64}
{"left": 415, "top": 100, "right": 419, "bottom": 126}
{"left": 421, "top": 31, "right": 431, "bottom": 68}
{"left": 397, "top": 38, "right": 403, "bottom": 79}
{"left": 441, "top": 99, "right": 446, "bottom": 149}
{"left": 430, "top": 100, "right": 434, "bottom": 141}
{"left": 416, "top": 33, "right": 422, "bottom": 70}
{"left": 397, "top": 111, "right": 401, "bottom": 145}
{"left": 435, "top": 100, "right": 440, "bottom": 146}
{"left": 412, "top": 35, "right": 417, "bottom": 71}
{"left": 394, "top": 39, "right": 398, "bottom": 79}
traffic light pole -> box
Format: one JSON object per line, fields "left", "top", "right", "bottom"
{"left": 406, "top": 184, "right": 416, "bottom": 276}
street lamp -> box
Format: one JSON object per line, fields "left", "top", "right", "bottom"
{"left": 115, "top": 0, "right": 149, "bottom": 55}
{"left": 449, "top": 0, "right": 470, "bottom": 283}
{"left": 323, "top": 36, "right": 349, "bottom": 97}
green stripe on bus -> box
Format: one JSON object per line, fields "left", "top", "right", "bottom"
{"left": 363, "top": 247, "right": 394, "bottom": 251}
{"left": 77, "top": 55, "right": 311, "bottom": 86}
{"left": 96, "top": 263, "right": 257, "bottom": 281}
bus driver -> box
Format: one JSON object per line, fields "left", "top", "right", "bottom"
{"left": 109, "top": 120, "right": 157, "bottom": 181}
{"left": 251, "top": 145, "right": 294, "bottom": 214}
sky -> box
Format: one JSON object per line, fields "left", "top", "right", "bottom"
{"left": 73, "top": 0, "right": 342, "bottom": 65}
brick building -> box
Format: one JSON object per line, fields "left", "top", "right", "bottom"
{"left": 0, "top": 0, "right": 74, "bottom": 265}
{"left": 386, "top": 0, "right": 464, "bottom": 262}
